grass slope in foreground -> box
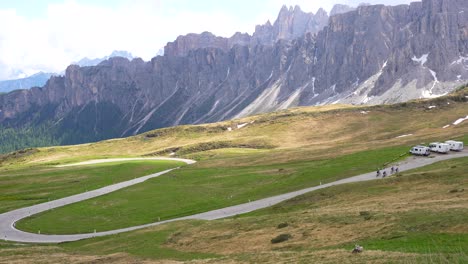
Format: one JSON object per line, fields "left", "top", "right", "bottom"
{"left": 0, "top": 160, "right": 185, "bottom": 213}
{"left": 68, "top": 156, "right": 468, "bottom": 263}
{"left": 1, "top": 156, "right": 466, "bottom": 263}
{"left": 16, "top": 146, "right": 409, "bottom": 234}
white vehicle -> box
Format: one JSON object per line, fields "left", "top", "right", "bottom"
{"left": 409, "top": 145, "right": 430, "bottom": 156}
{"left": 445, "top": 140, "right": 464, "bottom": 151}
{"left": 428, "top": 142, "right": 450, "bottom": 153}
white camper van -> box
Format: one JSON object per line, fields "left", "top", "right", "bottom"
{"left": 409, "top": 146, "right": 430, "bottom": 156}
{"left": 428, "top": 142, "right": 450, "bottom": 153}
{"left": 445, "top": 140, "right": 464, "bottom": 151}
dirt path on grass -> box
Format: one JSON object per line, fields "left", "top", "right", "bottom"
{"left": 1, "top": 151, "right": 467, "bottom": 243}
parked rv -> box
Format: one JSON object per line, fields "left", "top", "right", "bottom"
{"left": 445, "top": 140, "right": 464, "bottom": 151}
{"left": 409, "top": 146, "right": 430, "bottom": 156}
{"left": 428, "top": 142, "right": 450, "bottom": 153}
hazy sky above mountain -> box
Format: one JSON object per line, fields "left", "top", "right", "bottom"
{"left": 0, "top": 0, "right": 416, "bottom": 80}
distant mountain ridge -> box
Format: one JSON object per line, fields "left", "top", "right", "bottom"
{"left": 0, "top": 51, "right": 134, "bottom": 94}
{"left": 73, "top": 50, "right": 134, "bottom": 67}
{"left": 0, "top": 72, "right": 55, "bottom": 93}
{"left": 0, "top": 0, "right": 467, "bottom": 153}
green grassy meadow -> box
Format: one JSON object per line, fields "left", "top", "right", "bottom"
{"left": 0, "top": 160, "right": 185, "bottom": 213}
{"left": 16, "top": 146, "right": 409, "bottom": 234}
{"left": 1, "top": 156, "right": 466, "bottom": 263}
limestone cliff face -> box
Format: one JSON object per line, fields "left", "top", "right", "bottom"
{"left": 165, "top": 5, "right": 330, "bottom": 56}
{"left": 330, "top": 4, "right": 355, "bottom": 16}
{"left": 0, "top": 0, "right": 467, "bottom": 146}
{"left": 257, "top": 5, "right": 329, "bottom": 44}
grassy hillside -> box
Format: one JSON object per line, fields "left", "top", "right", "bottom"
{"left": 1, "top": 157, "right": 466, "bottom": 263}
{"left": 0, "top": 88, "right": 467, "bottom": 263}
{"left": 16, "top": 146, "right": 408, "bottom": 234}
{"left": 0, "top": 160, "right": 185, "bottom": 213}
{"left": 1, "top": 87, "right": 467, "bottom": 169}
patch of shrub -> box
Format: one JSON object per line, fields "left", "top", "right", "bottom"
{"left": 449, "top": 188, "right": 464, "bottom": 193}
{"left": 271, "top": 233, "right": 292, "bottom": 244}
{"left": 0, "top": 148, "right": 39, "bottom": 164}
{"left": 144, "top": 125, "right": 227, "bottom": 138}
{"left": 277, "top": 222, "right": 289, "bottom": 229}
{"left": 359, "top": 211, "right": 372, "bottom": 220}
{"left": 145, "top": 140, "right": 276, "bottom": 156}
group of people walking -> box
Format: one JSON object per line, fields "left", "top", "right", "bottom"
{"left": 376, "top": 165, "right": 399, "bottom": 177}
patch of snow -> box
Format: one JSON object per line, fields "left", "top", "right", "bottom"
{"left": 237, "top": 123, "right": 248, "bottom": 129}
{"left": 352, "top": 78, "right": 360, "bottom": 88}
{"left": 451, "top": 55, "right": 468, "bottom": 65}
{"left": 330, "top": 84, "right": 336, "bottom": 94}
{"left": 412, "top": 53, "right": 429, "bottom": 66}
{"left": 457, "top": 75, "right": 462, "bottom": 81}
{"left": 382, "top": 60, "right": 388, "bottom": 69}
{"left": 427, "top": 105, "right": 436, "bottom": 109}
{"left": 442, "top": 125, "right": 450, "bottom": 129}
{"left": 422, "top": 69, "right": 443, "bottom": 98}
{"left": 453, "top": 115, "right": 468, "bottom": 125}
{"left": 362, "top": 95, "right": 374, "bottom": 104}
{"left": 395, "top": 134, "right": 413, "bottom": 138}
{"left": 429, "top": 69, "right": 438, "bottom": 82}
{"left": 311, "top": 77, "right": 318, "bottom": 97}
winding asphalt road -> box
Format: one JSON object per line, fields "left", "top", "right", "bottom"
{"left": 1, "top": 151, "right": 467, "bottom": 243}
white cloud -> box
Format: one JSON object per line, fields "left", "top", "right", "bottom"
{"left": 0, "top": 0, "right": 418, "bottom": 81}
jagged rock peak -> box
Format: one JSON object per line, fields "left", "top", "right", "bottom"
{"left": 165, "top": 5, "right": 331, "bottom": 56}
{"left": 1, "top": 0, "right": 467, "bottom": 151}
{"left": 316, "top": 8, "right": 328, "bottom": 17}
{"left": 330, "top": 4, "right": 356, "bottom": 16}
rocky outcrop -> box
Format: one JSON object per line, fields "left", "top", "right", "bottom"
{"left": 0, "top": 0, "right": 467, "bottom": 148}
{"left": 166, "top": 5, "right": 330, "bottom": 56}
{"left": 73, "top": 50, "right": 134, "bottom": 67}
{"left": 330, "top": 4, "right": 355, "bottom": 16}
{"left": 251, "top": 5, "right": 328, "bottom": 46}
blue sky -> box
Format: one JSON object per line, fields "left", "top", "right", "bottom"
{"left": 0, "top": 0, "right": 416, "bottom": 80}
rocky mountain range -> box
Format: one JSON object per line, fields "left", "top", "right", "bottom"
{"left": 0, "top": 0, "right": 467, "bottom": 151}
{"left": 0, "top": 51, "right": 134, "bottom": 94}
{"left": 164, "top": 5, "right": 331, "bottom": 57}
{"left": 72, "top": 50, "right": 134, "bottom": 67}
{"left": 0, "top": 72, "right": 54, "bottom": 94}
